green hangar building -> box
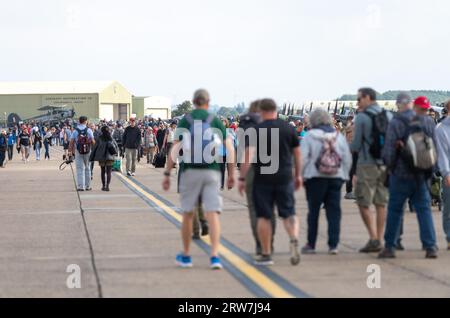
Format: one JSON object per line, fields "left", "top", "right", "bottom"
{"left": 0, "top": 81, "right": 133, "bottom": 122}
{"left": 132, "top": 96, "right": 172, "bottom": 120}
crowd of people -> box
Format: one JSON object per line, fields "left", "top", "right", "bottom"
{"left": 2, "top": 87, "right": 449, "bottom": 271}
{"left": 162, "top": 88, "right": 450, "bottom": 269}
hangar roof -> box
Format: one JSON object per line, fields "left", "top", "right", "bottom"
{"left": 0, "top": 81, "right": 119, "bottom": 95}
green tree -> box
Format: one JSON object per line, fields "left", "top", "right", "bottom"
{"left": 217, "top": 107, "right": 239, "bottom": 119}
{"left": 172, "top": 101, "right": 193, "bottom": 118}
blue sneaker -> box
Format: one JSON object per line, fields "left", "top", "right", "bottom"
{"left": 176, "top": 254, "right": 193, "bottom": 268}
{"left": 210, "top": 256, "right": 223, "bottom": 270}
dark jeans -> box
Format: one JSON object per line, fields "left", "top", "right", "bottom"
{"left": 384, "top": 175, "right": 437, "bottom": 249}
{"left": 220, "top": 156, "right": 227, "bottom": 189}
{"left": 7, "top": 145, "right": 14, "bottom": 161}
{"left": 0, "top": 150, "right": 5, "bottom": 166}
{"left": 305, "top": 178, "right": 344, "bottom": 249}
{"left": 44, "top": 141, "right": 50, "bottom": 159}
{"left": 346, "top": 153, "right": 358, "bottom": 194}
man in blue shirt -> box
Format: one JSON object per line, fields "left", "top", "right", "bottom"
{"left": 69, "top": 116, "right": 95, "bottom": 191}
{"left": 7, "top": 128, "right": 16, "bottom": 161}
{"left": 379, "top": 95, "right": 438, "bottom": 259}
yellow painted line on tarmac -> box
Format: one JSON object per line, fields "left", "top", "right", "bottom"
{"left": 116, "top": 173, "right": 295, "bottom": 298}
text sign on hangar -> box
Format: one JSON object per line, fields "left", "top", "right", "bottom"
{"left": 42, "top": 95, "right": 94, "bottom": 106}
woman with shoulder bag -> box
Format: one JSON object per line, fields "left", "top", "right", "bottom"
{"left": 91, "top": 126, "right": 119, "bottom": 192}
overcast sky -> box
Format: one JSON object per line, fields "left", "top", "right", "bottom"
{"left": 1, "top": 0, "right": 450, "bottom": 106}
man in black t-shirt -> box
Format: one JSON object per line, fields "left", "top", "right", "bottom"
{"left": 239, "top": 101, "right": 277, "bottom": 256}
{"left": 239, "top": 99, "right": 302, "bottom": 266}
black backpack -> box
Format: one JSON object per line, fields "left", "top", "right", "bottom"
{"left": 364, "top": 109, "right": 389, "bottom": 160}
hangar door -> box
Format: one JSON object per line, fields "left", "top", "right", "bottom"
{"left": 99, "top": 104, "right": 114, "bottom": 121}
{"left": 145, "top": 108, "right": 169, "bottom": 120}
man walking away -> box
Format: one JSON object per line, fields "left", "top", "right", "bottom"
{"left": 162, "top": 89, "right": 236, "bottom": 270}
{"left": 239, "top": 99, "right": 302, "bottom": 266}
{"left": 435, "top": 99, "right": 450, "bottom": 251}
{"left": 351, "top": 88, "right": 391, "bottom": 253}
{"left": 69, "top": 116, "right": 95, "bottom": 192}
{"left": 379, "top": 95, "right": 438, "bottom": 259}
{"left": 123, "top": 118, "right": 141, "bottom": 177}
{"left": 238, "top": 100, "right": 277, "bottom": 256}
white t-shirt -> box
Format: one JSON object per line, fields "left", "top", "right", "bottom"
{"left": 167, "top": 128, "right": 175, "bottom": 143}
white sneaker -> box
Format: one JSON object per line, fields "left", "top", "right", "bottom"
{"left": 131, "top": 172, "right": 136, "bottom": 177}
{"left": 329, "top": 248, "right": 339, "bottom": 255}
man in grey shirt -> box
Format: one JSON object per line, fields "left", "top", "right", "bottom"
{"left": 351, "top": 88, "right": 391, "bottom": 253}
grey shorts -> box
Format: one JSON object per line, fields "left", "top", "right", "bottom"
{"left": 179, "top": 169, "right": 223, "bottom": 213}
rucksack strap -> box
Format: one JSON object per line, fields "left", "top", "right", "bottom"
{"left": 206, "top": 114, "right": 214, "bottom": 124}
{"left": 185, "top": 114, "right": 194, "bottom": 126}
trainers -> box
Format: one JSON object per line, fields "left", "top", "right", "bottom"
{"left": 301, "top": 244, "right": 316, "bottom": 255}
{"left": 290, "top": 240, "right": 301, "bottom": 266}
{"left": 378, "top": 248, "right": 396, "bottom": 259}
{"left": 359, "top": 240, "right": 382, "bottom": 253}
{"left": 131, "top": 172, "right": 136, "bottom": 177}
{"left": 200, "top": 221, "right": 209, "bottom": 237}
{"left": 254, "top": 255, "right": 274, "bottom": 266}
{"left": 344, "top": 192, "right": 356, "bottom": 200}
{"left": 396, "top": 241, "right": 405, "bottom": 251}
{"left": 255, "top": 245, "right": 263, "bottom": 257}
{"left": 127, "top": 171, "right": 132, "bottom": 176}
{"left": 77, "top": 189, "right": 85, "bottom": 192}
{"left": 425, "top": 248, "right": 438, "bottom": 259}
{"left": 175, "top": 254, "right": 193, "bottom": 268}
{"left": 192, "top": 233, "right": 201, "bottom": 240}
{"left": 329, "top": 248, "right": 339, "bottom": 255}
{"left": 210, "top": 257, "right": 223, "bottom": 270}
{"left": 85, "top": 187, "right": 92, "bottom": 192}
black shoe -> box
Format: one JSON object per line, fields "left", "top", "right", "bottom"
{"left": 254, "top": 255, "right": 274, "bottom": 266}
{"left": 396, "top": 242, "right": 405, "bottom": 251}
{"left": 77, "top": 189, "right": 84, "bottom": 192}
{"left": 105, "top": 187, "right": 110, "bottom": 192}
{"left": 256, "top": 245, "right": 263, "bottom": 257}
{"left": 192, "top": 233, "right": 201, "bottom": 240}
{"left": 200, "top": 221, "right": 209, "bottom": 237}
{"left": 360, "top": 240, "right": 382, "bottom": 253}
{"left": 85, "top": 188, "right": 92, "bottom": 192}
{"left": 101, "top": 187, "right": 106, "bottom": 191}
{"left": 425, "top": 248, "right": 438, "bottom": 259}
{"left": 378, "top": 248, "right": 396, "bottom": 259}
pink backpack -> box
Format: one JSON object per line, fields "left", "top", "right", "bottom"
{"left": 315, "top": 133, "right": 342, "bottom": 175}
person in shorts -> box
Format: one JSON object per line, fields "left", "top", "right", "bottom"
{"left": 18, "top": 126, "right": 32, "bottom": 163}
{"left": 239, "top": 99, "right": 302, "bottom": 266}
{"left": 162, "top": 89, "right": 235, "bottom": 270}
{"left": 351, "top": 88, "right": 391, "bottom": 253}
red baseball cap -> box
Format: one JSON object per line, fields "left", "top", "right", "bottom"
{"left": 414, "top": 96, "right": 431, "bottom": 110}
